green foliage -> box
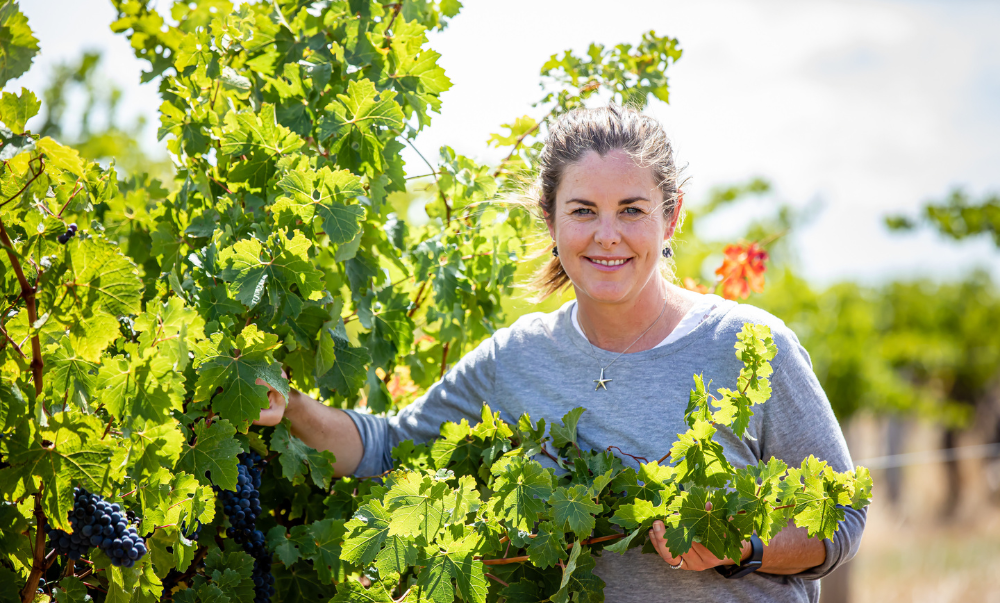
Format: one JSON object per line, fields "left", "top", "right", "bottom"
{"left": 886, "top": 187, "right": 1000, "bottom": 247}
{"left": 0, "top": 1, "right": 38, "bottom": 88}
{"left": 337, "top": 324, "right": 872, "bottom": 601}
{"left": 0, "top": 1, "right": 693, "bottom": 600}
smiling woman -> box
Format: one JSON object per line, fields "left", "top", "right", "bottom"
{"left": 256, "top": 103, "right": 865, "bottom": 603}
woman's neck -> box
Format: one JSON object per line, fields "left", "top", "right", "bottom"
{"left": 574, "top": 279, "right": 700, "bottom": 353}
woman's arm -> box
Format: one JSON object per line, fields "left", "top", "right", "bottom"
{"left": 254, "top": 381, "right": 364, "bottom": 477}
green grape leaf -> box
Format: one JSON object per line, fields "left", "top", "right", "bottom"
{"left": 177, "top": 418, "right": 242, "bottom": 490}
{"left": 0, "top": 411, "right": 123, "bottom": 531}
{"left": 219, "top": 232, "right": 325, "bottom": 309}
{"left": 551, "top": 542, "right": 604, "bottom": 603}
{"left": 0, "top": 1, "right": 39, "bottom": 87}
{"left": 489, "top": 455, "right": 554, "bottom": 532}
{"left": 274, "top": 166, "right": 367, "bottom": 245}
{"left": 193, "top": 325, "right": 287, "bottom": 431}
{"left": 550, "top": 407, "right": 585, "bottom": 449}
{"left": 0, "top": 378, "right": 27, "bottom": 431}
{"left": 669, "top": 419, "right": 734, "bottom": 488}
{"left": 384, "top": 471, "right": 449, "bottom": 541}
{"left": 415, "top": 533, "right": 488, "bottom": 603}
{"left": 0, "top": 86, "right": 39, "bottom": 133}
{"left": 221, "top": 103, "right": 303, "bottom": 157}
{"left": 318, "top": 78, "right": 405, "bottom": 143}
{"left": 778, "top": 455, "right": 848, "bottom": 541}
{"left": 664, "top": 486, "right": 744, "bottom": 563}
{"left": 63, "top": 237, "right": 143, "bottom": 316}
{"left": 526, "top": 521, "right": 567, "bottom": 569}
{"left": 331, "top": 580, "right": 395, "bottom": 603}
{"left": 270, "top": 421, "right": 337, "bottom": 488}
{"left": 548, "top": 484, "right": 601, "bottom": 540}
{"left": 309, "top": 518, "right": 348, "bottom": 584}
{"left": 341, "top": 499, "right": 392, "bottom": 566}
{"left": 375, "top": 535, "right": 418, "bottom": 577}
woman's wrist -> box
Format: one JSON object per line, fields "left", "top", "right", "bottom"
{"left": 283, "top": 388, "right": 304, "bottom": 422}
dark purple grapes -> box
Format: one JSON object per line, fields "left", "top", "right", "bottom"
{"left": 57, "top": 223, "right": 77, "bottom": 245}
{"left": 46, "top": 487, "right": 147, "bottom": 567}
{"left": 217, "top": 452, "right": 274, "bottom": 603}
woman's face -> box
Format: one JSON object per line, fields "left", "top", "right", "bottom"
{"left": 547, "top": 149, "right": 679, "bottom": 306}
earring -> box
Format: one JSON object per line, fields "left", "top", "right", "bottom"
{"left": 662, "top": 246, "right": 673, "bottom": 259}
{"left": 552, "top": 246, "right": 559, "bottom": 257}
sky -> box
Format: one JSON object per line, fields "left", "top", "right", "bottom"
{"left": 9, "top": 0, "right": 1000, "bottom": 287}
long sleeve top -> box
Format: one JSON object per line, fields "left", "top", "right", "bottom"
{"left": 346, "top": 299, "right": 866, "bottom": 603}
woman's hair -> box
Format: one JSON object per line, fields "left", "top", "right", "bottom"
{"left": 526, "top": 103, "right": 682, "bottom": 300}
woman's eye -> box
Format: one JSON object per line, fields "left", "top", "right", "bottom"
{"left": 623, "top": 207, "right": 643, "bottom": 215}
{"left": 572, "top": 208, "right": 594, "bottom": 215}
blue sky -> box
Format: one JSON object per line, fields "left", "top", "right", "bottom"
{"left": 10, "top": 0, "right": 1000, "bottom": 286}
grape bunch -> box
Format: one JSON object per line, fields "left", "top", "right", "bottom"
{"left": 57, "top": 223, "right": 77, "bottom": 244}
{"left": 218, "top": 452, "right": 274, "bottom": 603}
{"left": 46, "top": 487, "right": 148, "bottom": 567}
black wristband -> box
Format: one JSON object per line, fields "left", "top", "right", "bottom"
{"left": 714, "top": 533, "right": 763, "bottom": 579}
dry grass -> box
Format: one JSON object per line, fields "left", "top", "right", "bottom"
{"left": 828, "top": 417, "right": 1000, "bottom": 603}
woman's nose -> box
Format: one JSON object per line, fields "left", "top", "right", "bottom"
{"left": 593, "top": 214, "right": 621, "bottom": 248}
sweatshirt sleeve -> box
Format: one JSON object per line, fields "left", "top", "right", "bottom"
{"left": 758, "top": 328, "right": 868, "bottom": 580}
{"left": 344, "top": 334, "right": 497, "bottom": 477}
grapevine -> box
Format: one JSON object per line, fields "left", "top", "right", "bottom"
{"left": 331, "top": 323, "right": 873, "bottom": 602}
{"left": 0, "top": 0, "right": 848, "bottom": 601}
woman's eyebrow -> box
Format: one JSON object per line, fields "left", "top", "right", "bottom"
{"left": 566, "top": 196, "right": 649, "bottom": 207}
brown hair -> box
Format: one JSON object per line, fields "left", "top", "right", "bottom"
{"left": 527, "top": 103, "right": 682, "bottom": 299}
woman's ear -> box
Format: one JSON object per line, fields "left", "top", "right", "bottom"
{"left": 664, "top": 189, "right": 684, "bottom": 241}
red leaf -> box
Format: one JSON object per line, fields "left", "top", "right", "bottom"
{"left": 682, "top": 277, "right": 710, "bottom": 294}
{"left": 714, "top": 242, "right": 769, "bottom": 300}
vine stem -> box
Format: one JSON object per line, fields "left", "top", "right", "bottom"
{"left": 401, "top": 137, "right": 451, "bottom": 224}
{"left": 0, "top": 217, "right": 43, "bottom": 398}
{"left": 439, "top": 342, "right": 450, "bottom": 380}
{"left": 485, "top": 573, "right": 509, "bottom": 587}
{"left": 20, "top": 491, "right": 47, "bottom": 603}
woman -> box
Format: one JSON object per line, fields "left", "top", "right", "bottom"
{"left": 255, "top": 104, "right": 865, "bottom": 602}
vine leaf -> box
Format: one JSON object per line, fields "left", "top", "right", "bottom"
{"left": 63, "top": 237, "right": 144, "bottom": 316}
{"left": 489, "top": 456, "right": 554, "bottom": 532}
{"left": 550, "top": 407, "right": 585, "bottom": 449}
{"left": 219, "top": 232, "right": 325, "bottom": 310}
{"left": 0, "top": 411, "right": 123, "bottom": 531}
{"left": 193, "top": 325, "right": 287, "bottom": 431}
{"left": 548, "top": 484, "right": 601, "bottom": 540}
{"left": 341, "top": 499, "right": 392, "bottom": 567}
{"left": 526, "top": 521, "right": 567, "bottom": 569}
{"left": 0, "top": 86, "right": 39, "bottom": 133}
{"left": 0, "top": 1, "right": 39, "bottom": 87}
{"left": 331, "top": 580, "right": 395, "bottom": 603}
{"left": 415, "top": 533, "right": 488, "bottom": 603}
{"left": 384, "top": 471, "right": 449, "bottom": 542}
{"left": 273, "top": 166, "right": 367, "bottom": 245}
{"left": 270, "top": 422, "right": 338, "bottom": 489}
{"left": 177, "top": 418, "right": 242, "bottom": 491}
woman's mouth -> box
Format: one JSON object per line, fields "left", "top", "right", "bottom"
{"left": 586, "top": 257, "right": 632, "bottom": 270}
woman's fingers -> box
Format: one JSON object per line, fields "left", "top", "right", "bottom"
{"left": 648, "top": 520, "right": 683, "bottom": 568}
{"left": 253, "top": 377, "right": 286, "bottom": 426}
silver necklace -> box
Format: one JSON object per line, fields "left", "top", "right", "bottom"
{"left": 577, "top": 296, "right": 668, "bottom": 391}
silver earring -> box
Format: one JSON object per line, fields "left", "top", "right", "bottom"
{"left": 552, "top": 246, "right": 559, "bottom": 257}
{"left": 662, "top": 246, "right": 673, "bottom": 259}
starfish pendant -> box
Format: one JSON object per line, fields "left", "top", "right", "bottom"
{"left": 593, "top": 368, "right": 612, "bottom": 391}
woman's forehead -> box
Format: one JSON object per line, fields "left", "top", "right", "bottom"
{"left": 558, "top": 150, "right": 659, "bottom": 201}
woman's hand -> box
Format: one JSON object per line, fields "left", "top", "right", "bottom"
{"left": 253, "top": 371, "right": 289, "bottom": 426}
{"left": 647, "top": 502, "right": 750, "bottom": 572}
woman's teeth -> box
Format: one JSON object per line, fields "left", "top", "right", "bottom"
{"left": 592, "top": 258, "right": 628, "bottom": 266}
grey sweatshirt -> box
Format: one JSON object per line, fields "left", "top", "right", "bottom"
{"left": 346, "top": 300, "right": 866, "bottom": 602}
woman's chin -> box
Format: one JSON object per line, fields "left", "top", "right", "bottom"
{"left": 576, "top": 283, "right": 635, "bottom": 305}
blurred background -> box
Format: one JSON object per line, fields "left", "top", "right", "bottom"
{"left": 8, "top": 1, "right": 1000, "bottom": 601}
